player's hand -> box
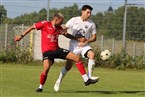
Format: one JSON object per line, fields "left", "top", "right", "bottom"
{"left": 14, "top": 36, "right": 22, "bottom": 42}
{"left": 59, "top": 29, "right": 67, "bottom": 35}
{"left": 78, "top": 41, "right": 88, "bottom": 47}
{"left": 78, "top": 37, "right": 87, "bottom": 42}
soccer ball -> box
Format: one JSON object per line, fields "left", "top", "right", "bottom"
{"left": 100, "top": 50, "right": 111, "bottom": 61}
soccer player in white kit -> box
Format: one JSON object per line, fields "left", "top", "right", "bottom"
{"left": 54, "top": 5, "right": 99, "bottom": 91}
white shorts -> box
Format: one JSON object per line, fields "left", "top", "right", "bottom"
{"left": 69, "top": 45, "right": 92, "bottom": 58}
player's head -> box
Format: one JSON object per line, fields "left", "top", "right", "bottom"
{"left": 53, "top": 12, "right": 64, "bottom": 26}
{"left": 81, "top": 5, "right": 93, "bottom": 20}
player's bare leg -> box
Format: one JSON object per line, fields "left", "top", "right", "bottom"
{"left": 36, "top": 59, "right": 53, "bottom": 92}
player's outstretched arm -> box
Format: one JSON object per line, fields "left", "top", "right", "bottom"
{"left": 60, "top": 24, "right": 87, "bottom": 42}
{"left": 63, "top": 32, "right": 87, "bottom": 42}
{"left": 14, "top": 25, "right": 35, "bottom": 42}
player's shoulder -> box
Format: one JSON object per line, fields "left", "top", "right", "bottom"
{"left": 34, "top": 20, "right": 49, "bottom": 27}
{"left": 69, "top": 16, "right": 80, "bottom": 21}
{"left": 70, "top": 16, "right": 79, "bottom": 19}
{"left": 87, "top": 19, "right": 96, "bottom": 26}
{"left": 35, "top": 20, "right": 49, "bottom": 26}
{"left": 39, "top": 20, "right": 49, "bottom": 24}
{"left": 67, "top": 16, "right": 79, "bottom": 25}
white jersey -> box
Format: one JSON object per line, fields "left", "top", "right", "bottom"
{"left": 66, "top": 16, "right": 97, "bottom": 51}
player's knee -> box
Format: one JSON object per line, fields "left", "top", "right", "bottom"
{"left": 65, "top": 66, "right": 72, "bottom": 71}
{"left": 43, "top": 66, "right": 51, "bottom": 75}
{"left": 90, "top": 51, "right": 95, "bottom": 56}
{"left": 65, "top": 60, "right": 73, "bottom": 71}
{"left": 88, "top": 51, "right": 95, "bottom": 59}
{"left": 75, "top": 56, "right": 81, "bottom": 62}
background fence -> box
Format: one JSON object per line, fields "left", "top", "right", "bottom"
{"left": 0, "top": 24, "right": 145, "bottom": 60}
{"left": 0, "top": 0, "right": 145, "bottom": 61}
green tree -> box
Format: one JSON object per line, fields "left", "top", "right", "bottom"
{"left": 38, "top": 8, "right": 47, "bottom": 20}
{"left": 94, "top": 6, "right": 145, "bottom": 41}
{"left": 90, "top": 12, "right": 104, "bottom": 35}
{"left": 0, "top": 5, "right": 7, "bottom": 24}
{"left": 126, "top": 6, "right": 145, "bottom": 41}
{"left": 3, "top": 4, "right": 145, "bottom": 41}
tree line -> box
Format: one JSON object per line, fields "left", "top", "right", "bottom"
{"left": 1, "top": 4, "right": 145, "bottom": 41}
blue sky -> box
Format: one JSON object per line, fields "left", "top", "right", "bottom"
{"left": 1, "top": 0, "right": 145, "bottom": 18}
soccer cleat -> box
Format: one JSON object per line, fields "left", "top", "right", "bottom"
{"left": 90, "top": 76, "right": 99, "bottom": 80}
{"left": 84, "top": 78, "right": 99, "bottom": 86}
{"left": 54, "top": 82, "right": 60, "bottom": 92}
{"left": 36, "top": 88, "right": 43, "bottom": 92}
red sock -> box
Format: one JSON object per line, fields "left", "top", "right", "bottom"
{"left": 76, "top": 61, "right": 86, "bottom": 75}
{"left": 40, "top": 72, "right": 47, "bottom": 85}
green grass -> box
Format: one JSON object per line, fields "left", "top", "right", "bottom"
{"left": 0, "top": 63, "right": 145, "bottom": 97}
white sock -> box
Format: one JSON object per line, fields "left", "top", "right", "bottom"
{"left": 82, "top": 74, "right": 89, "bottom": 82}
{"left": 88, "top": 59, "right": 95, "bottom": 78}
{"left": 57, "top": 67, "right": 68, "bottom": 83}
{"left": 39, "top": 84, "right": 43, "bottom": 89}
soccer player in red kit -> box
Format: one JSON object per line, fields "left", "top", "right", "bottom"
{"left": 15, "top": 13, "right": 97, "bottom": 92}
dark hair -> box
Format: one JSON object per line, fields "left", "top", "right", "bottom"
{"left": 82, "top": 5, "right": 93, "bottom": 11}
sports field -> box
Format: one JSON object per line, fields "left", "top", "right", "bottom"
{"left": 0, "top": 63, "right": 145, "bottom": 97}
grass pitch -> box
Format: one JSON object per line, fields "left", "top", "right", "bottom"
{"left": 0, "top": 63, "right": 145, "bottom": 97}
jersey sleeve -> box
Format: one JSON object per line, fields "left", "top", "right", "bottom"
{"left": 65, "top": 17, "right": 75, "bottom": 28}
{"left": 91, "top": 23, "right": 97, "bottom": 34}
{"left": 34, "top": 20, "right": 47, "bottom": 30}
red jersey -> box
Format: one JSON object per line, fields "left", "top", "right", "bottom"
{"left": 34, "top": 21, "right": 62, "bottom": 54}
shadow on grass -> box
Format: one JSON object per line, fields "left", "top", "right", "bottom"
{"left": 57, "top": 90, "right": 145, "bottom": 95}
